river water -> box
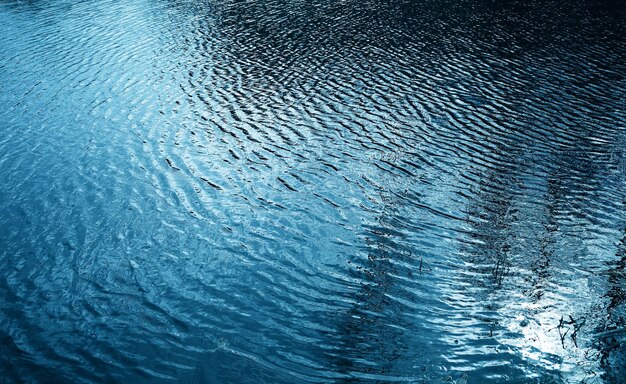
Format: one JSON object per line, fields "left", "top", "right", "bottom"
{"left": 0, "top": 0, "right": 625, "bottom": 383}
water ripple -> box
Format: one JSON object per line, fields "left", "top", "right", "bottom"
{"left": 1, "top": 0, "right": 625, "bottom": 382}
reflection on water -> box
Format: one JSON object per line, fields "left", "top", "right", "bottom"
{"left": 0, "top": 0, "right": 625, "bottom": 382}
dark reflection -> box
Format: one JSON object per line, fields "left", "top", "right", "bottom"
{"left": 198, "top": 0, "right": 436, "bottom": 112}
{"left": 464, "top": 163, "right": 518, "bottom": 289}
{"left": 530, "top": 176, "right": 562, "bottom": 303}
{"left": 331, "top": 221, "right": 410, "bottom": 382}
{"left": 459, "top": 138, "right": 543, "bottom": 380}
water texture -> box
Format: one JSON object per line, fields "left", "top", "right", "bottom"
{"left": 0, "top": 0, "right": 625, "bottom": 382}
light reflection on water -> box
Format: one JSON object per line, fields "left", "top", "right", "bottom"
{"left": 0, "top": 0, "right": 625, "bottom": 382}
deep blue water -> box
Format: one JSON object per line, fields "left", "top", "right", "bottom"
{"left": 1, "top": 0, "right": 625, "bottom": 383}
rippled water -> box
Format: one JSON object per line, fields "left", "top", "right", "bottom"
{"left": 1, "top": 0, "right": 625, "bottom": 382}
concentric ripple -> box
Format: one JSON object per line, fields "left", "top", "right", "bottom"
{"left": 0, "top": 0, "right": 625, "bottom": 383}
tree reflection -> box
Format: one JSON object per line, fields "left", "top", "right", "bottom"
{"left": 460, "top": 85, "right": 626, "bottom": 380}
{"left": 329, "top": 188, "right": 414, "bottom": 382}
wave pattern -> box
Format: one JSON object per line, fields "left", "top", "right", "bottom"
{"left": 0, "top": 0, "right": 625, "bottom": 382}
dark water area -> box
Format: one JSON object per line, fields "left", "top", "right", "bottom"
{"left": 1, "top": 0, "right": 625, "bottom": 382}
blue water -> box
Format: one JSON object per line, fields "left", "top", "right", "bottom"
{"left": 1, "top": 0, "right": 625, "bottom": 382}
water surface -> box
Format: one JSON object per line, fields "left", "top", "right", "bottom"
{"left": 0, "top": 0, "right": 625, "bottom": 382}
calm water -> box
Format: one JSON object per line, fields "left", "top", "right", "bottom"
{"left": 1, "top": 0, "right": 625, "bottom": 383}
